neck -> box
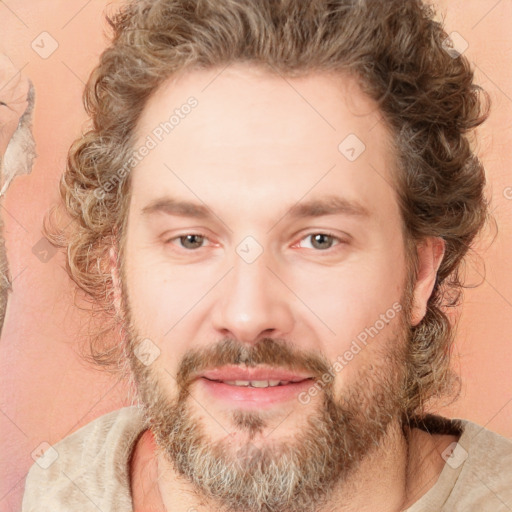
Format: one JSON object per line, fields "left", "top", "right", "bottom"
{"left": 130, "top": 418, "right": 458, "bottom": 512}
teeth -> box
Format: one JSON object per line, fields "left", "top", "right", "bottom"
{"left": 251, "top": 380, "right": 269, "bottom": 388}
{"left": 222, "top": 380, "right": 289, "bottom": 388}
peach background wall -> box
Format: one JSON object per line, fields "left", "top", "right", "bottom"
{"left": 0, "top": 1, "right": 510, "bottom": 510}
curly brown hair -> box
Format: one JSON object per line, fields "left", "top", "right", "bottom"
{"left": 45, "top": 0, "right": 490, "bottom": 418}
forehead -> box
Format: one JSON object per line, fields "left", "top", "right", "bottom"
{"left": 130, "top": 64, "right": 400, "bottom": 227}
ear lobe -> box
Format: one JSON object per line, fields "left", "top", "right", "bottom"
{"left": 110, "top": 245, "right": 123, "bottom": 319}
{"left": 410, "top": 237, "right": 445, "bottom": 326}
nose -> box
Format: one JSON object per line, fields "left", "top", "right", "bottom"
{"left": 211, "top": 248, "right": 295, "bottom": 345}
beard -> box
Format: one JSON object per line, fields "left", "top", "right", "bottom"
{"left": 122, "top": 295, "right": 412, "bottom": 512}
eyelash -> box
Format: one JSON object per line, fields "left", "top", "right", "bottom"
{"left": 165, "top": 231, "right": 346, "bottom": 253}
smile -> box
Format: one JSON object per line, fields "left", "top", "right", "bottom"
{"left": 204, "top": 378, "right": 309, "bottom": 388}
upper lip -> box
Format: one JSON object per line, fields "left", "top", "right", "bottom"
{"left": 199, "top": 365, "right": 314, "bottom": 382}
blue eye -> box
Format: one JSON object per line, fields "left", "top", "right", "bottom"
{"left": 298, "top": 233, "right": 342, "bottom": 251}
{"left": 168, "top": 233, "right": 208, "bottom": 250}
{"left": 165, "top": 232, "right": 344, "bottom": 253}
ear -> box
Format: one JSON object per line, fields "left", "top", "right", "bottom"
{"left": 109, "top": 245, "right": 123, "bottom": 319}
{"left": 410, "top": 237, "right": 445, "bottom": 326}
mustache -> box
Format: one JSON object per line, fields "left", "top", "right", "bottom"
{"left": 174, "top": 337, "right": 332, "bottom": 391}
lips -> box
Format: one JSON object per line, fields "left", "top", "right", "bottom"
{"left": 195, "top": 365, "right": 316, "bottom": 408}
{"left": 199, "top": 365, "right": 314, "bottom": 384}
{"left": 197, "top": 369, "right": 316, "bottom": 408}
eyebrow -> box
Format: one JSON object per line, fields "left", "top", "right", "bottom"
{"left": 141, "top": 195, "right": 371, "bottom": 222}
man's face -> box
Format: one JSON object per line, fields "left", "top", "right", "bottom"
{"left": 120, "top": 65, "right": 413, "bottom": 511}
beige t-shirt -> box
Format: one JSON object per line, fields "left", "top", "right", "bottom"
{"left": 21, "top": 406, "right": 512, "bottom": 511}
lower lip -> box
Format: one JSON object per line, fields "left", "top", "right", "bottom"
{"left": 198, "top": 377, "right": 315, "bottom": 407}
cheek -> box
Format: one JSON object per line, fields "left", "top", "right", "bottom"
{"left": 288, "top": 259, "right": 405, "bottom": 340}
{"left": 125, "top": 271, "right": 192, "bottom": 337}
{"left": 288, "top": 259, "right": 407, "bottom": 392}
{"left": 123, "top": 241, "right": 219, "bottom": 347}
